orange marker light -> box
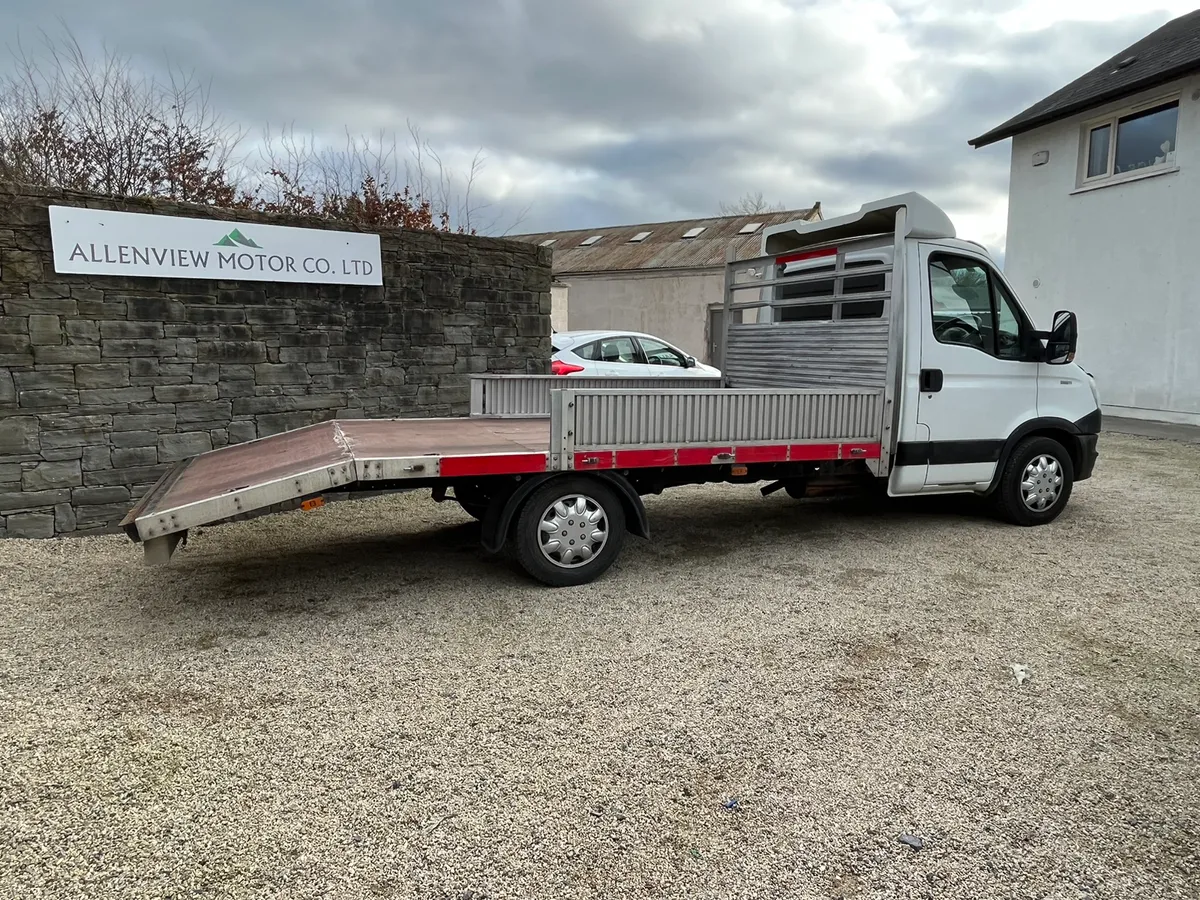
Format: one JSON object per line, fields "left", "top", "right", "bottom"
{"left": 300, "top": 497, "right": 325, "bottom": 511}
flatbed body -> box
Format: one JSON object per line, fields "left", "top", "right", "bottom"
{"left": 123, "top": 382, "right": 884, "bottom": 549}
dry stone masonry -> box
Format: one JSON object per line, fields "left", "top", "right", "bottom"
{"left": 0, "top": 185, "right": 552, "bottom": 538}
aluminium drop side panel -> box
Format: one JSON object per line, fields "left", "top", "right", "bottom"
{"left": 469, "top": 377, "right": 486, "bottom": 416}
{"left": 568, "top": 389, "right": 883, "bottom": 449}
{"left": 470, "top": 374, "right": 721, "bottom": 417}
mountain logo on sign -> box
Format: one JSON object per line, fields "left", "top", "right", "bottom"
{"left": 213, "top": 228, "right": 261, "bottom": 248}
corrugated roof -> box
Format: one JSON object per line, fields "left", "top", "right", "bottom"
{"left": 969, "top": 10, "right": 1200, "bottom": 149}
{"left": 509, "top": 205, "right": 822, "bottom": 274}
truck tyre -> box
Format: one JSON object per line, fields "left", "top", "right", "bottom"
{"left": 513, "top": 477, "right": 627, "bottom": 587}
{"left": 993, "top": 435, "right": 1074, "bottom": 526}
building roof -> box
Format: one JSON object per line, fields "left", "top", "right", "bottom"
{"left": 969, "top": 10, "right": 1200, "bottom": 149}
{"left": 509, "top": 205, "right": 822, "bottom": 274}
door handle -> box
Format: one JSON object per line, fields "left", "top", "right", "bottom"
{"left": 920, "top": 368, "right": 943, "bottom": 392}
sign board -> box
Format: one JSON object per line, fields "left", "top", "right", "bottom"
{"left": 48, "top": 205, "right": 383, "bottom": 285}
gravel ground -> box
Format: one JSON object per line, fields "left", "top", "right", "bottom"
{"left": 1, "top": 431, "right": 1198, "bottom": 900}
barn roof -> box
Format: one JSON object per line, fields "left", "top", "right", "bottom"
{"left": 509, "top": 205, "right": 822, "bottom": 274}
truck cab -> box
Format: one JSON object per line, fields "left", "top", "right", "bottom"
{"left": 734, "top": 192, "right": 1101, "bottom": 522}
{"left": 895, "top": 235, "right": 1099, "bottom": 502}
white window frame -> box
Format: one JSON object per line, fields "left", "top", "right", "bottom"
{"left": 1077, "top": 92, "right": 1181, "bottom": 188}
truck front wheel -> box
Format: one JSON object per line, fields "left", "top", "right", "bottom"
{"left": 513, "top": 477, "right": 627, "bottom": 586}
{"left": 993, "top": 435, "right": 1075, "bottom": 526}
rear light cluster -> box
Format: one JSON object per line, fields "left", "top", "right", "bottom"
{"left": 551, "top": 359, "right": 584, "bottom": 375}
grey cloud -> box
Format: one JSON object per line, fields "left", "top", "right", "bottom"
{"left": 0, "top": 0, "right": 1187, "bottom": 243}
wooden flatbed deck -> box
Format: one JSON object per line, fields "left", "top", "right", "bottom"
{"left": 122, "top": 417, "right": 552, "bottom": 546}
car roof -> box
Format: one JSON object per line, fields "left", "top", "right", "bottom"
{"left": 554, "top": 330, "right": 668, "bottom": 345}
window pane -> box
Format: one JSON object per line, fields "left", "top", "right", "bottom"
{"left": 992, "top": 280, "right": 1026, "bottom": 360}
{"left": 1087, "top": 125, "right": 1111, "bottom": 178}
{"left": 1115, "top": 102, "right": 1178, "bottom": 173}
{"left": 639, "top": 338, "right": 686, "bottom": 367}
{"left": 596, "top": 336, "right": 638, "bottom": 364}
{"left": 574, "top": 341, "right": 600, "bottom": 360}
{"left": 929, "top": 256, "right": 992, "bottom": 351}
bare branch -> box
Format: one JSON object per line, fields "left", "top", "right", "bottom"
{"left": 0, "top": 23, "right": 530, "bottom": 233}
{"left": 718, "top": 190, "right": 787, "bottom": 215}
{"left": 0, "top": 20, "right": 249, "bottom": 205}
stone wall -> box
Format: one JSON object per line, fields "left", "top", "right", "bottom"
{"left": 0, "top": 185, "right": 552, "bottom": 538}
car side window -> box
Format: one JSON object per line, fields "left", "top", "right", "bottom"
{"left": 638, "top": 337, "right": 686, "bottom": 367}
{"left": 929, "top": 253, "right": 1030, "bottom": 360}
{"left": 596, "top": 336, "right": 640, "bottom": 365}
{"left": 574, "top": 341, "right": 601, "bottom": 361}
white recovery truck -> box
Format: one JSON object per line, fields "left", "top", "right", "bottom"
{"left": 120, "top": 192, "right": 1101, "bottom": 586}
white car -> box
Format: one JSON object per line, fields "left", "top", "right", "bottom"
{"left": 550, "top": 330, "right": 722, "bottom": 377}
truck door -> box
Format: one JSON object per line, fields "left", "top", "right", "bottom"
{"left": 914, "top": 245, "right": 1041, "bottom": 488}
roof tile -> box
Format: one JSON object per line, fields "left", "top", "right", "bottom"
{"left": 509, "top": 206, "right": 821, "bottom": 274}
{"left": 969, "top": 10, "right": 1200, "bottom": 148}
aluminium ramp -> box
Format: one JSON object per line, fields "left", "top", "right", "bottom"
{"left": 121, "top": 417, "right": 551, "bottom": 562}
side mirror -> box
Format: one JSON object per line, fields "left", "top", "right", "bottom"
{"left": 1045, "top": 310, "right": 1078, "bottom": 365}
{"left": 684, "top": 356, "right": 696, "bottom": 368}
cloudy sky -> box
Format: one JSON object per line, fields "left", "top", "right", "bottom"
{"left": 2, "top": 0, "right": 1196, "bottom": 262}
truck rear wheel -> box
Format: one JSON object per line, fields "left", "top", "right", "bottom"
{"left": 993, "top": 435, "right": 1074, "bottom": 526}
{"left": 513, "top": 477, "right": 627, "bottom": 586}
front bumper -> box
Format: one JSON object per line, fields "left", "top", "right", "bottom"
{"left": 1077, "top": 432, "right": 1099, "bottom": 481}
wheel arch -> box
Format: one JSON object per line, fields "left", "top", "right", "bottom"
{"left": 479, "top": 471, "right": 649, "bottom": 554}
{"left": 984, "top": 417, "right": 1082, "bottom": 496}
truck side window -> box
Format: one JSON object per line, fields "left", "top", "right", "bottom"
{"left": 992, "top": 278, "right": 1028, "bottom": 360}
{"left": 929, "top": 253, "right": 1029, "bottom": 360}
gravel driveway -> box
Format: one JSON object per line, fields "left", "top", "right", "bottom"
{"left": 2, "top": 432, "right": 1198, "bottom": 899}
